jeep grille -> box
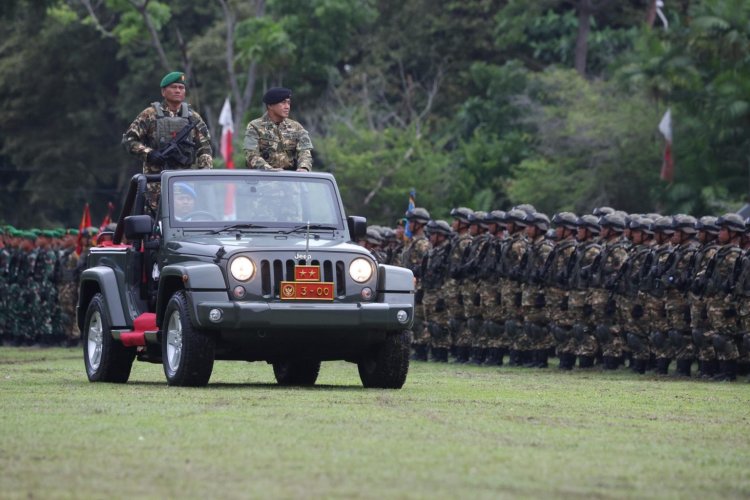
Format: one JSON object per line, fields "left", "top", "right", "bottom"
{"left": 260, "top": 259, "right": 346, "bottom": 298}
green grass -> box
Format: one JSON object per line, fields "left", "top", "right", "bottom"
{"left": 1, "top": 347, "right": 750, "bottom": 499}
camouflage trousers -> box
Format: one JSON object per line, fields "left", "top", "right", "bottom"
{"left": 736, "top": 297, "right": 750, "bottom": 364}
{"left": 58, "top": 281, "right": 80, "bottom": 340}
{"left": 589, "top": 289, "right": 624, "bottom": 357}
{"left": 423, "top": 288, "right": 451, "bottom": 349}
{"left": 644, "top": 293, "right": 672, "bottom": 359}
{"left": 689, "top": 293, "right": 715, "bottom": 362}
{"left": 705, "top": 294, "right": 739, "bottom": 361}
{"left": 500, "top": 280, "right": 524, "bottom": 349}
{"left": 478, "top": 279, "right": 507, "bottom": 348}
{"left": 617, "top": 294, "right": 651, "bottom": 361}
{"left": 411, "top": 286, "right": 429, "bottom": 347}
{"left": 444, "top": 278, "right": 471, "bottom": 347}
{"left": 521, "top": 284, "right": 553, "bottom": 350}
{"left": 664, "top": 290, "right": 694, "bottom": 361}
{"left": 568, "top": 289, "right": 598, "bottom": 357}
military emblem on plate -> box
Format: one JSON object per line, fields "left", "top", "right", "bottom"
{"left": 280, "top": 264, "right": 335, "bottom": 301}
{"left": 282, "top": 284, "right": 295, "bottom": 298}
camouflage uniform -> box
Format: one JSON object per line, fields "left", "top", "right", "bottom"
{"left": 499, "top": 211, "right": 529, "bottom": 365}
{"left": 445, "top": 229, "right": 474, "bottom": 360}
{"left": 123, "top": 101, "right": 213, "bottom": 209}
{"left": 244, "top": 113, "right": 313, "bottom": 171}
{"left": 57, "top": 248, "right": 81, "bottom": 343}
{"left": 519, "top": 216, "right": 555, "bottom": 367}
{"left": 422, "top": 221, "right": 453, "bottom": 360}
{"left": 400, "top": 208, "right": 432, "bottom": 359}
{"left": 567, "top": 219, "right": 601, "bottom": 366}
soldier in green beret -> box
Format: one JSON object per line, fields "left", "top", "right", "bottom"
{"left": 244, "top": 87, "right": 313, "bottom": 171}
{"left": 122, "top": 71, "right": 213, "bottom": 208}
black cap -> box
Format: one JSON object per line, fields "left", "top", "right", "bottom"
{"left": 263, "top": 87, "right": 292, "bottom": 105}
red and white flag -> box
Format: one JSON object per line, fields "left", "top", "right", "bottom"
{"left": 219, "top": 97, "right": 236, "bottom": 219}
{"left": 658, "top": 108, "right": 674, "bottom": 182}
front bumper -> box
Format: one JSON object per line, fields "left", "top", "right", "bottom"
{"left": 193, "top": 298, "right": 414, "bottom": 332}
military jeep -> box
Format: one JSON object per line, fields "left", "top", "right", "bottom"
{"left": 77, "top": 170, "right": 414, "bottom": 388}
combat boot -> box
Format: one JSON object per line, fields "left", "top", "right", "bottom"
{"left": 522, "top": 350, "right": 536, "bottom": 368}
{"left": 508, "top": 349, "right": 521, "bottom": 367}
{"left": 469, "top": 347, "right": 485, "bottom": 365}
{"left": 714, "top": 360, "right": 737, "bottom": 381}
{"left": 497, "top": 348, "right": 508, "bottom": 366}
{"left": 602, "top": 356, "right": 618, "bottom": 370}
{"left": 411, "top": 345, "right": 428, "bottom": 362}
{"left": 453, "top": 346, "right": 470, "bottom": 363}
{"left": 737, "top": 361, "right": 750, "bottom": 376}
{"left": 675, "top": 359, "right": 692, "bottom": 377}
{"left": 432, "top": 347, "right": 449, "bottom": 362}
{"left": 578, "top": 355, "right": 594, "bottom": 368}
{"left": 535, "top": 349, "right": 548, "bottom": 368}
{"left": 558, "top": 353, "right": 572, "bottom": 370}
{"left": 699, "top": 359, "right": 718, "bottom": 379}
{"left": 655, "top": 358, "right": 670, "bottom": 375}
{"left": 632, "top": 358, "right": 647, "bottom": 374}
{"left": 484, "top": 348, "right": 500, "bottom": 366}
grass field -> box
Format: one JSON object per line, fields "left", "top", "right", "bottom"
{"left": 1, "top": 347, "right": 750, "bottom": 499}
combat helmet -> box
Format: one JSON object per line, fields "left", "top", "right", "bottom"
{"left": 717, "top": 213, "right": 745, "bottom": 232}
{"left": 599, "top": 213, "right": 627, "bottom": 232}
{"left": 592, "top": 206, "right": 615, "bottom": 217}
{"left": 405, "top": 207, "right": 431, "bottom": 223}
{"left": 551, "top": 212, "right": 578, "bottom": 230}
{"left": 650, "top": 216, "right": 674, "bottom": 234}
{"left": 450, "top": 207, "right": 474, "bottom": 223}
{"left": 525, "top": 211, "right": 550, "bottom": 231}
{"left": 427, "top": 219, "right": 452, "bottom": 236}
{"left": 672, "top": 214, "right": 697, "bottom": 234}
{"left": 696, "top": 216, "right": 719, "bottom": 234}
{"left": 468, "top": 210, "right": 487, "bottom": 226}
{"left": 577, "top": 214, "right": 600, "bottom": 234}
{"left": 506, "top": 208, "right": 528, "bottom": 227}
{"left": 513, "top": 204, "right": 537, "bottom": 215}
{"left": 483, "top": 210, "right": 506, "bottom": 224}
{"left": 365, "top": 227, "right": 383, "bottom": 245}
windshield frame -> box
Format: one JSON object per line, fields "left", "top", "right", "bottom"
{"left": 165, "top": 173, "right": 346, "bottom": 231}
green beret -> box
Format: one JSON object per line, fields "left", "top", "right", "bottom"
{"left": 40, "top": 229, "right": 56, "bottom": 238}
{"left": 66, "top": 228, "right": 79, "bottom": 236}
{"left": 22, "top": 231, "right": 37, "bottom": 240}
{"left": 160, "top": 71, "right": 186, "bottom": 88}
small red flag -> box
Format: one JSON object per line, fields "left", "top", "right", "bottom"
{"left": 75, "top": 203, "right": 91, "bottom": 256}
{"left": 99, "top": 202, "right": 115, "bottom": 233}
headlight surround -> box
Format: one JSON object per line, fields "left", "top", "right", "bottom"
{"left": 349, "top": 257, "right": 374, "bottom": 283}
{"left": 230, "top": 256, "right": 255, "bottom": 282}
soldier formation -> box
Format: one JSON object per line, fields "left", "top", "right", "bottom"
{"left": 360, "top": 205, "right": 750, "bottom": 382}
{"left": 0, "top": 226, "right": 98, "bottom": 347}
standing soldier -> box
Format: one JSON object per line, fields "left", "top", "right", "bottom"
{"left": 362, "top": 227, "right": 387, "bottom": 264}
{"left": 57, "top": 229, "right": 81, "bottom": 346}
{"left": 478, "top": 210, "right": 509, "bottom": 366}
{"left": 122, "top": 71, "right": 213, "bottom": 210}
{"left": 567, "top": 215, "right": 602, "bottom": 368}
{"left": 401, "top": 208, "right": 432, "bottom": 360}
{"left": 460, "top": 211, "right": 490, "bottom": 364}
{"left": 422, "top": 220, "right": 454, "bottom": 362}
{"left": 590, "top": 213, "right": 630, "bottom": 370}
{"left": 643, "top": 216, "right": 676, "bottom": 374}
{"left": 544, "top": 212, "right": 579, "bottom": 370}
{"left": 499, "top": 209, "right": 530, "bottom": 366}
{"left": 702, "top": 214, "right": 744, "bottom": 380}
{"left": 0, "top": 226, "right": 10, "bottom": 344}
{"left": 446, "top": 207, "right": 475, "bottom": 363}
{"left": 661, "top": 215, "right": 701, "bottom": 376}
{"left": 244, "top": 87, "right": 313, "bottom": 171}
{"left": 520, "top": 212, "right": 555, "bottom": 368}
{"left": 617, "top": 216, "right": 655, "bottom": 374}
{"left": 689, "top": 216, "right": 721, "bottom": 378}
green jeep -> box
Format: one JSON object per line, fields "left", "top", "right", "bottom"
{"left": 77, "top": 170, "right": 414, "bottom": 388}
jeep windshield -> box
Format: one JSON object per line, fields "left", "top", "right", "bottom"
{"left": 168, "top": 174, "right": 344, "bottom": 231}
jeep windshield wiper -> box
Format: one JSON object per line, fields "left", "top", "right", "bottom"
{"left": 210, "top": 223, "right": 268, "bottom": 234}
{"left": 283, "top": 224, "right": 338, "bottom": 234}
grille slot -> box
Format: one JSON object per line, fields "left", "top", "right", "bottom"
{"left": 260, "top": 259, "right": 346, "bottom": 298}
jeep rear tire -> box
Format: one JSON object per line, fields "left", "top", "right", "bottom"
{"left": 83, "top": 293, "right": 136, "bottom": 383}
{"left": 162, "top": 290, "right": 215, "bottom": 387}
{"left": 358, "top": 331, "right": 410, "bottom": 389}
{"left": 272, "top": 360, "right": 321, "bottom": 386}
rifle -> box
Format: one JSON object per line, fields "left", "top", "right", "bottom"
{"left": 158, "top": 118, "right": 198, "bottom": 168}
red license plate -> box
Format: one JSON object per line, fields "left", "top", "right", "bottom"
{"left": 280, "top": 281, "right": 335, "bottom": 301}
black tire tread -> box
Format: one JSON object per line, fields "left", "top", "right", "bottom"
{"left": 273, "top": 360, "right": 321, "bottom": 386}
{"left": 162, "top": 290, "right": 215, "bottom": 387}
{"left": 84, "top": 293, "right": 135, "bottom": 383}
{"left": 358, "top": 331, "right": 410, "bottom": 389}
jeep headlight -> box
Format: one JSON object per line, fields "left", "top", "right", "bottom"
{"left": 230, "top": 256, "right": 255, "bottom": 281}
{"left": 349, "top": 258, "right": 374, "bottom": 283}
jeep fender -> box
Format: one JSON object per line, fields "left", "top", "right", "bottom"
{"left": 376, "top": 264, "right": 415, "bottom": 308}
{"left": 78, "top": 267, "right": 128, "bottom": 330}
{"left": 156, "top": 263, "right": 228, "bottom": 326}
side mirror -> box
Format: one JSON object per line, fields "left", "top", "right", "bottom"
{"left": 124, "top": 215, "right": 153, "bottom": 240}
{"left": 347, "top": 215, "right": 367, "bottom": 242}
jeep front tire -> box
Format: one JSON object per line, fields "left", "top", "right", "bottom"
{"left": 83, "top": 293, "right": 136, "bottom": 383}
{"left": 272, "top": 359, "right": 321, "bottom": 386}
{"left": 162, "top": 290, "right": 215, "bottom": 387}
{"left": 357, "top": 331, "right": 410, "bottom": 389}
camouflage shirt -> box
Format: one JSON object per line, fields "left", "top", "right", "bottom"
{"left": 243, "top": 112, "right": 313, "bottom": 171}
{"left": 122, "top": 101, "right": 213, "bottom": 173}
